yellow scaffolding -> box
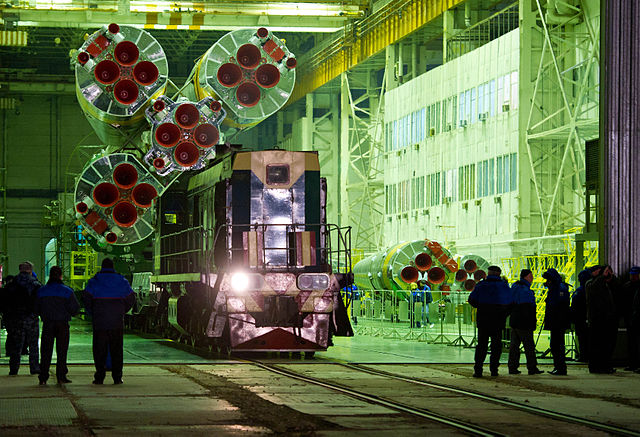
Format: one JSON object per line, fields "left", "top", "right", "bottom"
{"left": 70, "top": 246, "right": 98, "bottom": 291}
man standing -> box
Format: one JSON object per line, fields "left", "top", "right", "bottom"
{"left": 571, "top": 268, "right": 593, "bottom": 363}
{"left": 468, "top": 265, "right": 512, "bottom": 377}
{"left": 586, "top": 265, "right": 618, "bottom": 374}
{"left": 0, "top": 262, "right": 41, "bottom": 375}
{"left": 35, "top": 266, "right": 80, "bottom": 385}
{"left": 543, "top": 268, "right": 571, "bottom": 375}
{"left": 84, "top": 258, "right": 135, "bottom": 384}
{"left": 620, "top": 266, "right": 640, "bottom": 371}
{"left": 508, "top": 269, "right": 543, "bottom": 375}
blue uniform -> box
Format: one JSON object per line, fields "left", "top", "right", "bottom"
{"left": 543, "top": 268, "right": 570, "bottom": 374}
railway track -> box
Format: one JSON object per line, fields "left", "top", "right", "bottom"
{"left": 249, "top": 360, "right": 640, "bottom": 437}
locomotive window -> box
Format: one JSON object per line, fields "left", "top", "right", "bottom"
{"left": 266, "top": 164, "right": 290, "bottom": 185}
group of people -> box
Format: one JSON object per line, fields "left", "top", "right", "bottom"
{"left": 468, "top": 264, "right": 640, "bottom": 377}
{"left": 0, "top": 258, "right": 135, "bottom": 385}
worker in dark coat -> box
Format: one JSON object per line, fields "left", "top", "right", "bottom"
{"left": 508, "top": 269, "right": 543, "bottom": 375}
{"left": 620, "top": 266, "right": 640, "bottom": 371}
{"left": 1, "top": 262, "right": 42, "bottom": 375}
{"left": 570, "top": 268, "right": 593, "bottom": 362}
{"left": 586, "top": 265, "right": 618, "bottom": 374}
{"left": 468, "top": 265, "right": 512, "bottom": 377}
{"left": 543, "top": 268, "right": 570, "bottom": 375}
{"left": 83, "top": 258, "right": 135, "bottom": 384}
{"left": 35, "top": 266, "right": 80, "bottom": 385}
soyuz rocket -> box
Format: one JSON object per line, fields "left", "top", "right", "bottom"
{"left": 70, "top": 23, "right": 296, "bottom": 250}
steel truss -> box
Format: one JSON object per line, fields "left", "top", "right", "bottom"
{"left": 523, "top": 0, "right": 599, "bottom": 238}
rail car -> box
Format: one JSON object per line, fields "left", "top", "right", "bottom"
{"left": 136, "top": 148, "right": 354, "bottom": 353}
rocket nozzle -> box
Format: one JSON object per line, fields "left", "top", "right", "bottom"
{"left": 464, "top": 279, "right": 476, "bottom": 291}
{"left": 236, "top": 82, "right": 260, "bottom": 107}
{"left": 93, "top": 182, "right": 120, "bottom": 207}
{"left": 106, "top": 232, "right": 118, "bottom": 244}
{"left": 76, "top": 202, "right": 88, "bottom": 214}
{"left": 174, "top": 142, "right": 200, "bottom": 167}
{"left": 210, "top": 101, "right": 222, "bottom": 112}
{"left": 455, "top": 269, "right": 468, "bottom": 282}
{"left": 112, "top": 201, "right": 138, "bottom": 227}
{"left": 217, "top": 63, "right": 243, "bottom": 88}
{"left": 155, "top": 123, "right": 181, "bottom": 147}
{"left": 153, "top": 99, "right": 165, "bottom": 112}
{"left": 194, "top": 123, "right": 219, "bottom": 148}
{"left": 114, "top": 40, "right": 139, "bottom": 66}
{"left": 464, "top": 259, "right": 478, "bottom": 273}
{"left": 114, "top": 79, "right": 139, "bottom": 105}
{"left": 108, "top": 23, "right": 120, "bottom": 34}
{"left": 77, "top": 51, "right": 90, "bottom": 65}
{"left": 414, "top": 253, "right": 432, "bottom": 272}
{"left": 427, "top": 266, "right": 446, "bottom": 285}
{"left": 94, "top": 60, "right": 120, "bottom": 85}
{"left": 255, "top": 64, "right": 280, "bottom": 88}
{"left": 113, "top": 163, "right": 138, "bottom": 189}
{"left": 153, "top": 157, "right": 165, "bottom": 169}
{"left": 175, "top": 103, "right": 200, "bottom": 129}
{"left": 236, "top": 44, "right": 261, "bottom": 69}
{"left": 132, "top": 183, "right": 158, "bottom": 208}
{"left": 257, "top": 27, "right": 269, "bottom": 38}
{"left": 133, "top": 61, "right": 159, "bottom": 86}
{"left": 474, "top": 269, "right": 487, "bottom": 281}
{"left": 400, "top": 266, "right": 419, "bottom": 284}
{"left": 286, "top": 57, "right": 297, "bottom": 69}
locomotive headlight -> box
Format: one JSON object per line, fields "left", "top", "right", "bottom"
{"left": 231, "top": 272, "right": 250, "bottom": 293}
{"left": 297, "top": 273, "right": 330, "bottom": 290}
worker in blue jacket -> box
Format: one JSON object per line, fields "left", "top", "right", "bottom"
{"left": 84, "top": 258, "right": 135, "bottom": 385}
{"left": 507, "top": 269, "right": 543, "bottom": 375}
{"left": 35, "top": 266, "right": 80, "bottom": 385}
{"left": 543, "top": 268, "right": 571, "bottom": 375}
{"left": 468, "top": 265, "right": 512, "bottom": 377}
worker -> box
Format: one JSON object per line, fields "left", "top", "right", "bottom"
{"left": 621, "top": 266, "right": 640, "bottom": 371}
{"left": 84, "top": 258, "right": 135, "bottom": 384}
{"left": 35, "top": 266, "right": 80, "bottom": 385}
{"left": 468, "top": 265, "right": 512, "bottom": 377}
{"left": 571, "top": 268, "right": 593, "bottom": 363}
{"left": 507, "top": 269, "right": 543, "bottom": 375}
{"left": 418, "top": 279, "right": 434, "bottom": 328}
{"left": 0, "top": 262, "right": 41, "bottom": 375}
{"left": 586, "top": 265, "right": 618, "bottom": 374}
{"left": 542, "top": 268, "right": 571, "bottom": 375}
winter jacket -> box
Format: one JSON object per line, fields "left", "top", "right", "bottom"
{"left": 35, "top": 280, "right": 80, "bottom": 322}
{"left": 468, "top": 275, "right": 513, "bottom": 329}
{"left": 570, "top": 269, "right": 592, "bottom": 328}
{"left": 586, "top": 275, "right": 618, "bottom": 327}
{"left": 83, "top": 268, "right": 135, "bottom": 330}
{"left": 619, "top": 280, "right": 640, "bottom": 327}
{"left": 0, "top": 272, "right": 41, "bottom": 318}
{"left": 509, "top": 279, "right": 537, "bottom": 330}
{"left": 543, "top": 268, "right": 571, "bottom": 331}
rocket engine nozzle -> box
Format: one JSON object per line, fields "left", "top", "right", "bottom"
{"left": 153, "top": 157, "right": 165, "bottom": 169}
{"left": 414, "top": 253, "right": 432, "bottom": 272}
{"left": 132, "top": 183, "right": 158, "bottom": 208}
{"left": 106, "top": 232, "right": 118, "bottom": 244}
{"left": 108, "top": 23, "right": 120, "bottom": 34}
{"left": 255, "top": 64, "right": 280, "bottom": 88}
{"left": 427, "top": 266, "right": 446, "bottom": 284}
{"left": 114, "top": 41, "right": 139, "bottom": 66}
{"left": 175, "top": 103, "right": 200, "bottom": 129}
{"left": 133, "top": 61, "right": 159, "bottom": 86}
{"left": 112, "top": 163, "right": 138, "bottom": 189}
{"left": 77, "top": 51, "right": 90, "bottom": 65}
{"left": 76, "top": 202, "right": 88, "bottom": 214}
{"left": 155, "top": 123, "right": 181, "bottom": 147}
{"left": 464, "top": 259, "right": 478, "bottom": 273}
{"left": 217, "top": 63, "right": 243, "bottom": 88}
{"left": 464, "top": 279, "right": 477, "bottom": 291}
{"left": 93, "top": 183, "right": 119, "bottom": 207}
{"left": 257, "top": 27, "right": 269, "bottom": 38}
{"left": 473, "top": 269, "right": 487, "bottom": 281}
{"left": 194, "top": 123, "right": 219, "bottom": 148}
{"left": 114, "top": 79, "right": 139, "bottom": 105}
{"left": 286, "top": 57, "right": 297, "bottom": 69}
{"left": 174, "top": 142, "right": 200, "bottom": 167}
{"left": 153, "top": 99, "right": 165, "bottom": 112}
{"left": 236, "top": 44, "right": 261, "bottom": 69}
{"left": 94, "top": 60, "right": 120, "bottom": 85}
{"left": 210, "top": 101, "right": 222, "bottom": 112}
{"left": 400, "top": 266, "right": 419, "bottom": 284}
{"left": 236, "top": 82, "right": 261, "bottom": 107}
{"left": 455, "top": 269, "right": 468, "bottom": 282}
{"left": 112, "top": 201, "right": 138, "bottom": 227}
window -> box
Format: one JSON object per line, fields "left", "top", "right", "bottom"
{"left": 497, "top": 76, "right": 504, "bottom": 113}
{"left": 510, "top": 153, "right": 517, "bottom": 191}
{"left": 489, "top": 79, "right": 496, "bottom": 116}
{"left": 459, "top": 92, "right": 465, "bottom": 126}
{"left": 511, "top": 71, "right": 519, "bottom": 109}
{"left": 470, "top": 87, "right": 477, "bottom": 124}
{"left": 458, "top": 164, "right": 476, "bottom": 201}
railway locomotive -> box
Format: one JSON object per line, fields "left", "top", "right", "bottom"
{"left": 150, "top": 148, "right": 354, "bottom": 353}
{"left": 68, "top": 22, "right": 353, "bottom": 353}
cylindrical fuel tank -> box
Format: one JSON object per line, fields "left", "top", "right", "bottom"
{"left": 186, "top": 27, "right": 295, "bottom": 134}
{"left": 353, "top": 239, "right": 459, "bottom": 292}
{"left": 73, "top": 23, "right": 168, "bottom": 147}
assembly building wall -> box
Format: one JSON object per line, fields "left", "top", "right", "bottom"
{"left": 1, "top": 95, "right": 93, "bottom": 277}
{"left": 382, "top": 29, "right": 519, "bottom": 262}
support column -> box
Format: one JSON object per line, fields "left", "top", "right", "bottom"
{"left": 340, "top": 73, "right": 350, "bottom": 229}
{"left": 600, "top": 0, "right": 640, "bottom": 273}
{"left": 442, "top": 9, "right": 455, "bottom": 63}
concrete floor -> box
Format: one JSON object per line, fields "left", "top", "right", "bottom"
{"left": 1, "top": 320, "right": 639, "bottom": 435}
